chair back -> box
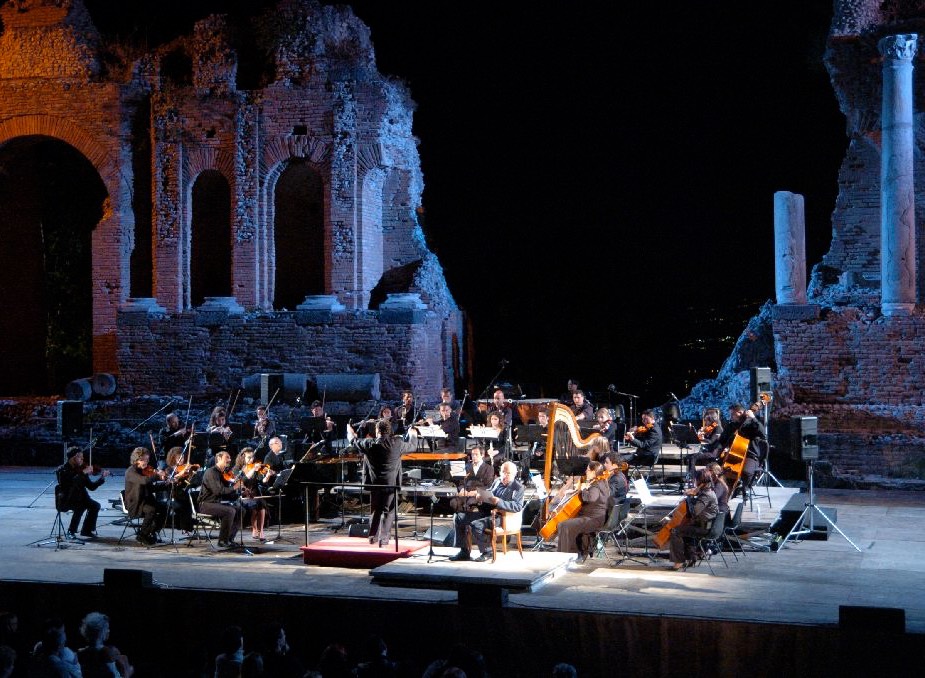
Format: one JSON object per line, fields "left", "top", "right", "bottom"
{"left": 603, "top": 500, "right": 627, "bottom": 532}
{"left": 708, "top": 510, "right": 727, "bottom": 540}
{"left": 727, "top": 501, "right": 744, "bottom": 530}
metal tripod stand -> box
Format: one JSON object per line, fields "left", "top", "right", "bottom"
{"left": 778, "top": 460, "right": 860, "bottom": 552}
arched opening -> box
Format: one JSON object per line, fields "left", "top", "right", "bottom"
{"left": 0, "top": 136, "right": 106, "bottom": 395}
{"left": 190, "top": 170, "right": 232, "bottom": 307}
{"left": 273, "top": 159, "right": 325, "bottom": 310}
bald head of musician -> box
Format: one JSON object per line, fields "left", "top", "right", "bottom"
{"left": 267, "top": 437, "right": 283, "bottom": 455}
{"left": 492, "top": 388, "right": 506, "bottom": 408}
{"left": 498, "top": 460, "right": 517, "bottom": 486}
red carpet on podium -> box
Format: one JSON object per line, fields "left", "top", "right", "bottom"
{"left": 300, "top": 536, "right": 428, "bottom": 568}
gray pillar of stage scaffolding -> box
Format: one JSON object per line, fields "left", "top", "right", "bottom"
{"left": 774, "top": 191, "right": 807, "bottom": 305}
{"left": 879, "top": 34, "right": 918, "bottom": 316}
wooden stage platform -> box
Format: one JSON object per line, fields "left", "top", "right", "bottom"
{"left": 1, "top": 466, "right": 923, "bottom": 630}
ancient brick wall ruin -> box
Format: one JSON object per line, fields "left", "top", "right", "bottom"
{"left": 0, "top": 0, "right": 462, "bottom": 402}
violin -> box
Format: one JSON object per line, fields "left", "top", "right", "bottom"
{"left": 697, "top": 421, "right": 718, "bottom": 441}
{"left": 174, "top": 462, "right": 201, "bottom": 478}
{"left": 79, "top": 460, "right": 108, "bottom": 476}
{"left": 625, "top": 421, "right": 653, "bottom": 441}
{"left": 243, "top": 462, "right": 271, "bottom": 478}
{"left": 142, "top": 466, "right": 157, "bottom": 477}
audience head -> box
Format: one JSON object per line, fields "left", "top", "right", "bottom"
{"left": 79, "top": 611, "right": 110, "bottom": 646}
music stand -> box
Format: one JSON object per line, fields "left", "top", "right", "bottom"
{"left": 616, "top": 478, "right": 658, "bottom": 565}
{"left": 264, "top": 467, "right": 298, "bottom": 545}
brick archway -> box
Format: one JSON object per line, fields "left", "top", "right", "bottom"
{"left": 0, "top": 114, "right": 130, "bottom": 374}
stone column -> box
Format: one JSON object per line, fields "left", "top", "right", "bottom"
{"left": 879, "top": 34, "right": 918, "bottom": 316}
{"left": 774, "top": 191, "right": 807, "bottom": 305}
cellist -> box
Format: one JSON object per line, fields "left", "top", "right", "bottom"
{"left": 555, "top": 460, "right": 610, "bottom": 562}
{"left": 668, "top": 469, "right": 718, "bottom": 571}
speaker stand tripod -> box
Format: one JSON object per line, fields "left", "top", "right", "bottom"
{"left": 778, "top": 460, "right": 860, "bottom": 552}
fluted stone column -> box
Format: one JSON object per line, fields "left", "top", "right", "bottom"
{"left": 774, "top": 191, "right": 807, "bottom": 305}
{"left": 879, "top": 34, "right": 918, "bottom": 316}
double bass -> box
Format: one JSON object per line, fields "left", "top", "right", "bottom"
{"left": 720, "top": 393, "right": 770, "bottom": 495}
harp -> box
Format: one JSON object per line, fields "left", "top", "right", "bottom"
{"left": 542, "top": 403, "right": 601, "bottom": 521}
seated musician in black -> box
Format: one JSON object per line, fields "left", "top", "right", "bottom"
{"left": 487, "top": 388, "right": 513, "bottom": 428}
{"left": 560, "top": 379, "right": 580, "bottom": 405}
{"left": 438, "top": 387, "right": 458, "bottom": 411}
{"left": 253, "top": 405, "right": 276, "bottom": 457}
{"left": 305, "top": 401, "right": 335, "bottom": 455}
{"left": 56, "top": 448, "right": 110, "bottom": 540}
{"left": 484, "top": 410, "right": 510, "bottom": 470}
{"left": 602, "top": 453, "right": 629, "bottom": 504}
{"left": 124, "top": 447, "right": 168, "bottom": 545}
{"left": 593, "top": 408, "right": 619, "bottom": 445}
{"left": 707, "top": 462, "right": 730, "bottom": 515}
{"left": 379, "top": 405, "right": 399, "bottom": 435}
{"left": 569, "top": 390, "right": 594, "bottom": 422}
{"left": 556, "top": 461, "right": 611, "bottom": 562}
{"left": 623, "top": 409, "right": 662, "bottom": 466}
{"left": 207, "top": 406, "right": 234, "bottom": 465}
{"left": 688, "top": 410, "right": 724, "bottom": 474}
{"left": 394, "top": 390, "right": 416, "bottom": 434}
{"left": 425, "top": 402, "right": 460, "bottom": 450}
{"left": 198, "top": 450, "right": 241, "bottom": 547}
{"left": 159, "top": 413, "right": 190, "bottom": 455}
{"left": 264, "top": 437, "right": 289, "bottom": 472}
{"left": 450, "top": 461, "right": 525, "bottom": 562}
{"left": 450, "top": 446, "right": 495, "bottom": 512}
{"left": 720, "top": 402, "right": 767, "bottom": 496}
{"left": 668, "top": 469, "right": 719, "bottom": 570}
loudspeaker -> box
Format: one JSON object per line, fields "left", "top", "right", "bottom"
{"left": 260, "top": 373, "right": 284, "bottom": 406}
{"left": 347, "top": 521, "right": 370, "bottom": 538}
{"left": 57, "top": 400, "right": 83, "bottom": 437}
{"left": 422, "top": 524, "right": 456, "bottom": 546}
{"left": 750, "top": 367, "right": 772, "bottom": 404}
{"left": 790, "top": 416, "right": 819, "bottom": 461}
{"left": 103, "top": 568, "right": 153, "bottom": 588}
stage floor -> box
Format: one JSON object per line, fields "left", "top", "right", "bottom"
{"left": 2, "top": 467, "right": 924, "bottom": 632}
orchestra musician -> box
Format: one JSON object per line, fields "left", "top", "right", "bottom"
{"left": 424, "top": 402, "right": 460, "bottom": 450}
{"left": 379, "top": 405, "right": 399, "bottom": 435}
{"left": 555, "top": 460, "right": 611, "bottom": 562}
{"left": 450, "top": 446, "right": 495, "bottom": 512}
{"left": 198, "top": 451, "right": 242, "bottom": 547}
{"left": 305, "top": 400, "right": 336, "bottom": 455}
{"left": 668, "top": 469, "right": 719, "bottom": 571}
{"left": 439, "top": 387, "right": 458, "bottom": 410}
{"left": 484, "top": 410, "right": 510, "bottom": 469}
{"left": 264, "top": 437, "right": 290, "bottom": 474}
{"left": 253, "top": 405, "right": 276, "bottom": 456}
{"left": 560, "top": 379, "right": 580, "bottom": 405}
{"left": 707, "top": 461, "right": 730, "bottom": 515}
{"left": 487, "top": 388, "right": 513, "bottom": 428}
{"left": 346, "top": 419, "right": 418, "bottom": 548}
{"left": 233, "top": 447, "right": 270, "bottom": 541}
{"left": 395, "top": 390, "right": 416, "bottom": 433}
{"left": 163, "top": 446, "right": 195, "bottom": 530}
{"left": 449, "top": 461, "right": 525, "bottom": 562}
{"left": 593, "top": 408, "right": 619, "bottom": 445}
{"left": 719, "top": 402, "right": 767, "bottom": 495}
{"left": 55, "top": 447, "right": 110, "bottom": 540}
{"left": 569, "top": 390, "right": 593, "bottom": 421}
{"left": 624, "top": 409, "right": 662, "bottom": 466}
{"left": 207, "top": 406, "right": 234, "bottom": 462}
{"left": 123, "top": 447, "right": 168, "bottom": 545}
{"left": 159, "top": 413, "right": 190, "bottom": 454}
{"left": 688, "top": 410, "right": 724, "bottom": 474}
{"left": 602, "top": 453, "right": 629, "bottom": 504}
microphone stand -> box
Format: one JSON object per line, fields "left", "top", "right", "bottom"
{"left": 611, "top": 389, "right": 639, "bottom": 429}
{"left": 476, "top": 362, "right": 509, "bottom": 401}
{"left": 426, "top": 492, "right": 445, "bottom": 563}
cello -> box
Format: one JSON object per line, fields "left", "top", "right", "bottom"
{"left": 720, "top": 393, "right": 770, "bottom": 495}
{"left": 653, "top": 474, "right": 714, "bottom": 548}
{"left": 538, "top": 468, "right": 613, "bottom": 540}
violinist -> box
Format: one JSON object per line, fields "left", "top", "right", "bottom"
{"left": 556, "top": 460, "right": 611, "bottom": 562}
{"left": 450, "top": 446, "right": 495, "bottom": 513}
{"left": 159, "top": 413, "right": 190, "bottom": 453}
{"left": 233, "top": 447, "right": 270, "bottom": 541}
{"left": 55, "top": 448, "right": 110, "bottom": 540}
{"left": 624, "top": 409, "right": 662, "bottom": 466}
{"left": 602, "top": 453, "right": 628, "bottom": 504}
{"left": 487, "top": 388, "right": 513, "bottom": 428}
{"left": 593, "top": 408, "right": 620, "bottom": 446}
{"left": 124, "top": 447, "right": 168, "bottom": 545}
{"left": 569, "top": 390, "right": 593, "bottom": 422}
{"left": 198, "top": 451, "right": 241, "bottom": 547}
{"left": 687, "top": 411, "right": 724, "bottom": 474}
{"left": 208, "top": 406, "right": 234, "bottom": 460}
{"left": 668, "top": 469, "right": 719, "bottom": 571}
{"left": 253, "top": 405, "right": 276, "bottom": 456}
{"left": 305, "top": 400, "right": 336, "bottom": 454}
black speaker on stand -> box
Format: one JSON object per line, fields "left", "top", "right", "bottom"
{"left": 790, "top": 416, "right": 819, "bottom": 461}
{"left": 57, "top": 400, "right": 83, "bottom": 437}
{"left": 749, "top": 367, "right": 772, "bottom": 404}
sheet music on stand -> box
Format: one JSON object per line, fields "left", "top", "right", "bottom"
{"left": 633, "top": 477, "right": 654, "bottom": 506}
{"left": 449, "top": 460, "right": 466, "bottom": 477}
{"left": 468, "top": 426, "right": 500, "bottom": 439}
{"left": 531, "top": 470, "right": 548, "bottom": 499}
{"left": 415, "top": 425, "right": 448, "bottom": 439}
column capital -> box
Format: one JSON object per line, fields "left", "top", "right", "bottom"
{"left": 878, "top": 34, "right": 918, "bottom": 61}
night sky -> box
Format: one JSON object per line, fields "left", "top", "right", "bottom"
{"left": 85, "top": 0, "right": 846, "bottom": 409}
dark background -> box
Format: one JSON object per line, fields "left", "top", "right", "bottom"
{"left": 84, "top": 0, "right": 846, "bottom": 410}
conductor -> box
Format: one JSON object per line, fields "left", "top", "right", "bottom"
{"left": 346, "top": 419, "right": 418, "bottom": 548}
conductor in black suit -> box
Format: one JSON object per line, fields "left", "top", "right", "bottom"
{"left": 347, "top": 419, "right": 417, "bottom": 547}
